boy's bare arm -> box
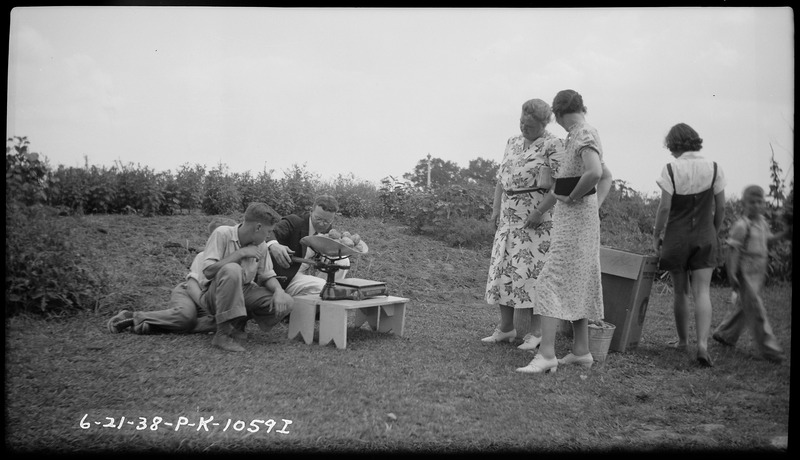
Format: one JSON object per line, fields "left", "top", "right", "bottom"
{"left": 203, "top": 245, "right": 261, "bottom": 280}
{"left": 260, "top": 275, "right": 293, "bottom": 315}
{"left": 727, "top": 247, "right": 741, "bottom": 289}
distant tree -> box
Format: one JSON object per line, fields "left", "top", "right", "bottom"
{"left": 767, "top": 144, "right": 787, "bottom": 209}
{"left": 462, "top": 157, "right": 499, "bottom": 186}
{"left": 404, "top": 156, "right": 462, "bottom": 188}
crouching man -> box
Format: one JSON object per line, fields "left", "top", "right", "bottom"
{"left": 200, "top": 202, "right": 294, "bottom": 352}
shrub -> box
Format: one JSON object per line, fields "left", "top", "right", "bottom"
{"left": 317, "top": 173, "right": 383, "bottom": 218}
{"left": 202, "top": 163, "right": 241, "bottom": 215}
{"left": 5, "top": 203, "right": 105, "bottom": 316}
{"left": 436, "top": 217, "right": 496, "bottom": 248}
{"left": 112, "top": 161, "right": 165, "bottom": 216}
{"left": 394, "top": 183, "right": 494, "bottom": 247}
{"left": 157, "top": 171, "right": 180, "bottom": 215}
{"left": 86, "top": 165, "right": 118, "bottom": 213}
{"left": 279, "top": 163, "right": 318, "bottom": 215}
{"left": 379, "top": 176, "right": 416, "bottom": 219}
{"left": 599, "top": 180, "right": 657, "bottom": 255}
{"left": 5, "top": 136, "right": 51, "bottom": 207}
{"left": 175, "top": 163, "right": 206, "bottom": 213}
{"left": 254, "top": 169, "right": 294, "bottom": 217}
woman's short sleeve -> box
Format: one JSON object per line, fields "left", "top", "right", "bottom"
{"left": 574, "top": 127, "right": 602, "bottom": 160}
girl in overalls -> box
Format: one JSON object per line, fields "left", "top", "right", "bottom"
{"left": 653, "top": 123, "right": 726, "bottom": 367}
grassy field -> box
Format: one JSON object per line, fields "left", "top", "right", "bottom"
{"left": 5, "top": 214, "right": 791, "bottom": 453}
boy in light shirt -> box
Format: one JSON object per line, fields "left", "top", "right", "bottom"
{"left": 712, "top": 185, "right": 788, "bottom": 363}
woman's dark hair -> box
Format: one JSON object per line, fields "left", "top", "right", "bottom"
{"left": 664, "top": 123, "right": 703, "bottom": 153}
{"left": 551, "top": 89, "right": 587, "bottom": 117}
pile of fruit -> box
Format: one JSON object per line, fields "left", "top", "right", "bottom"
{"left": 318, "top": 229, "right": 368, "bottom": 253}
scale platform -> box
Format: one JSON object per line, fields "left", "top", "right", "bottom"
{"left": 332, "top": 278, "right": 389, "bottom": 301}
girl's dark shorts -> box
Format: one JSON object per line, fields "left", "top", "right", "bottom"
{"left": 659, "top": 237, "right": 718, "bottom": 272}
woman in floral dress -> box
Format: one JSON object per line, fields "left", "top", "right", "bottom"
{"left": 517, "top": 89, "right": 613, "bottom": 374}
{"left": 484, "top": 98, "right": 564, "bottom": 351}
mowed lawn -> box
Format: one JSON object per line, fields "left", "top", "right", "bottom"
{"left": 5, "top": 214, "right": 791, "bottom": 453}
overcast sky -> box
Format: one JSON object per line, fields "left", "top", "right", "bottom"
{"left": 6, "top": 7, "right": 794, "bottom": 198}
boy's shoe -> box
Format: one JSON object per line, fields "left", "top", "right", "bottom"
{"left": 192, "top": 316, "right": 217, "bottom": 334}
{"left": 763, "top": 353, "right": 784, "bottom": 364}
{"left": 231, "top": 317, "right": 248, "bottom": 340}
{"left": 232, "top": 329, "right": 248, "bottom": 341}
{"left": 212, "top": 331, "right": 245, "bottom": 352}
{"left": 107, "top": 310, "right": 134, "bottom": 333}
{"left": 712, "top": 333, "right": 734, "bottom": 347}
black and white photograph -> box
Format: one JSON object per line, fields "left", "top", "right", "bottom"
{"left": 6, "top": 5, "right": 793, "bottom": 454}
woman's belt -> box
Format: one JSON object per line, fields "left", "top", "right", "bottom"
{"left": 505, "top": 188, "right": 549, "bottom": 196}
{"left": 554, "top": 177, "right": 596, "bottom": 197}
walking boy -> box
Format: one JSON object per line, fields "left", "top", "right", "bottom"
{"left": 712, "top": 185, "right": 787, "bottom": 363}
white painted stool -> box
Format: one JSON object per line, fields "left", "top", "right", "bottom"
{"left": 288, "top": 295, "right": 409, "bottom": 349}
{"left": 319, "top": 296, "right": 408, "bottom": 349}
{"left": 287, "top": 295, "right": 319, "bottom": 345}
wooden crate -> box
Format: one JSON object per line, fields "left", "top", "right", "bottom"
{"left": 600, "top": 247, "right": 659, "bottom": 352}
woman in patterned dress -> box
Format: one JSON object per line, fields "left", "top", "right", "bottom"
{"left": 516, "top": 89, "right": 613, "bottom": 374}
{"left": 483, "top": 99, "right": 564, "bottom": 350}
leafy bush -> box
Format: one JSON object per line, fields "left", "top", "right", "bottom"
{"left": 111, "top": 161, "right": 166, "bottom": 216}
{"left": 5, "top": 203, "right": 106, "bottom": 316}
{"left": 5, "top": 136, "right": 52, "bottom": 207}
{"left": 157, "top": 171, "right": 180, "bottom": 215}
{"left": 599, "top": 180, "right": 658, "bottom": 255}
{"left": 175, "top": 163, "right": 206, "bottom": 213}
{"left": 317, "top": 173, "right": 383, "bottom": 218}
{"left": 395, "top": 183, "right": 494, "bottom": 247}
{"left": 379, "top": 176, "right": 416, "bottom": 218}
{"left": 436, "top": 216, "right": 496, "bottom": 248}
{"left": 279, "top": 163, "right": 318, "bottom": 215}
{"left": 253, "top": 169, "right": 294, "bottom": 217}
{"left": 202, "top": 163, "right": 242, "bottom": 215}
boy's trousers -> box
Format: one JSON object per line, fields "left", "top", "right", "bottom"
{"left": 201, "top": 263, "right": 290, "bottom": 331}
{"left": 132, "top": 281, "right": 202, "bottom": 334}
{"left": 713, "top": 265, "right": 783, "bottom": 361}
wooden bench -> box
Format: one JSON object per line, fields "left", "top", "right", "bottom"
{"left": 288, "top": 295, "right": 409, "bottom": 349}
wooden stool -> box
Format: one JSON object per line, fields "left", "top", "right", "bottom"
{"left": 319, "top": 296, "right": 408, "bottom": 349}
{"left": 287, "top": 295, "right": 319, "bottom": 345}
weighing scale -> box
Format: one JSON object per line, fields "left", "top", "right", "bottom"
{"left": 293, "top": 235, "right": 389, "bottom": 301}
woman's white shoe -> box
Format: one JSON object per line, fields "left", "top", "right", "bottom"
{"left": 515, "top": 354, "right": 558, "bottom": 374}
{"left": 517, "top": 333, "right": 542, "bottom": 350}
{"left": 481, "top": 328, "right": 517, "bottom": 343}
{"left": 557, "top": 352, "right": 594, "bottom": 369}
